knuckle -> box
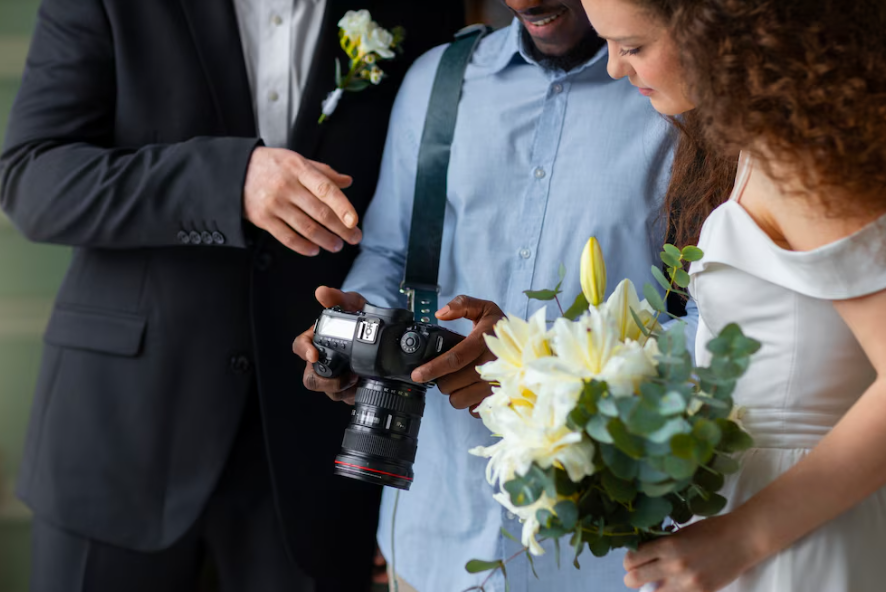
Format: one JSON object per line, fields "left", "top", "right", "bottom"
{"left": 304, "top": 369, "right": 319, "bottom": 391}
{"left": 300, "top": 220, "right": 321, "bottom": 240}
{"left": 315, "top": 181, "right": 331, "bottom": 198}
{"left": 450, "top": 294, "right": 470, "bottom": 309}
{"left": 315, "top": 206, "right": 334, "bottom": 225}
{"left": 446, "top": 349, "right": 464, "bottom": 371}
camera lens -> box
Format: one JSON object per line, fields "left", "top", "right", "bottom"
{"left": 333, "top": 378, "right": 425, "bottom": 490}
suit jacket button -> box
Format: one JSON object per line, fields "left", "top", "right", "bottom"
{"left": 212, "top": 231, "right": 226, "bottom": 245}
{"left": 189, "top": 231, "right": 201, "bottom": 245}
{"left": 201, "top": 231, "right": 213, "bottom": 244}
{"left": 229, "top": 354, "right": 252, "bottom": 375}
{"left": 177, "top": 230, "right": 190, "bottom": 244}
{"left": 255, "top": 252, "right": 273, "bottom": 271}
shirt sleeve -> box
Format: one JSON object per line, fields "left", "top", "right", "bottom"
{"left": 341, "top": 46, "right": 447, "bottom": 309}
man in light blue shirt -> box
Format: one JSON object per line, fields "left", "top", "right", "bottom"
{"left": 295, "top": 2, "right": 693, "bottom": 590}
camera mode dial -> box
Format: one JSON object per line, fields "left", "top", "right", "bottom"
{"left": 400, "top": 331, "right": 422, "bottom": 354}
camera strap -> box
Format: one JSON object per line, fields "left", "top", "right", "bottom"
{"left": 400, "top": 24, "right": 493, "bottom": 324}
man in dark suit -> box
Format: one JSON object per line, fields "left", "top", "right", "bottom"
{"left": 0, "top": 1, "right": 464, "bottom": 590}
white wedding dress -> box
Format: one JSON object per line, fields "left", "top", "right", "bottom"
{"left": 688, "top": 154, "right": 886, "bottom": 591}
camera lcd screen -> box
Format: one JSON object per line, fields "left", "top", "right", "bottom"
{"left": 317, "top": 316, "right": 357, "bottom": 340}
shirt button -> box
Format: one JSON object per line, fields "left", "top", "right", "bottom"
{"left": 507, "top": 512, "right": 516, "bottom": 520}
{"left": 519, "top": 248, "right": 531, "bottom": 259}
{"left": 177, "top": 230, "right": 190, "bottom": 244}
{"left": 268, "top": 90, "right": 279, "bottom": 102}
{"left": 212, "top": 231, "right": 226, "bottom": 245}
{"left": 201, "top": 231, "right": 213, "bottom": 245}
{"left": 271, "top": 14, "right": 283, "bottom": 26}
{"left": 534, "top": 167, "right": 546, "bottom": 179}
{"left": 189, "top": 231, "right": 201, "bottom": 245}
{"left": 552, "top": 83, "right": 563, "bottom": 94}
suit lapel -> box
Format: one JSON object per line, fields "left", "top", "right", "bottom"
{"left": 179, "top": 0, "right": 256, "bottom": 137}
{"left": 291, "top": 0, "right": 364, "bottom": 156}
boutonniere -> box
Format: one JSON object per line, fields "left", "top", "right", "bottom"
{"left": 318, "top": 10, "right": 405, "bottom": 123}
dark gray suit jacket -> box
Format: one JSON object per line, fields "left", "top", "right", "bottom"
{"left": 0, "top": 0, "right": 463, "bottom": 577}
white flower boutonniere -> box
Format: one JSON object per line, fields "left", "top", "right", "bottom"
{"left": 318, "top": 10, "right": 405, "bottom": 123}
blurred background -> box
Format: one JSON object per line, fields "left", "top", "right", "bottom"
{"left": 0, "top": 1, "right": 511, "bottom": 591}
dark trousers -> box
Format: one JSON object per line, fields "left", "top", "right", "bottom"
{"left": 29, "top": 389, "right": 369, "bottom": 592}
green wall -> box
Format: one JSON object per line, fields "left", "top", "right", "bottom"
{"left": 0, "top": 1, "right": 71, "bottom": 590}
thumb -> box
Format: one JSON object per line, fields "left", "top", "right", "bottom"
{"left": 315, "top": 286, "right": 366, "bottom": 311}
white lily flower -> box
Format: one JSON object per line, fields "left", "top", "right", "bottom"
{"left": 601, "top": 278, "right": 660, "bottom": 342}
{"left": 478, "top": 308, "right": 552, "bottom": 387}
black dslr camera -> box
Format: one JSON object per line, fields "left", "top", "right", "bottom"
{"left": 312, "top": 304, "right": 463, "bottom": 490}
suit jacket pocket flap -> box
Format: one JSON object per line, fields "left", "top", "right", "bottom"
{"left": 44, "top": 308, "right": 147, "bottom": 356}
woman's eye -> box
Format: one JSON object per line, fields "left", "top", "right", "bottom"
{"left": 619, "top": 47, "right": 641, "bottom": 56}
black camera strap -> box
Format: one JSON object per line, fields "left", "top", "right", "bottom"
{"left": 400, "top": 25, "right": 493, "bottom": 325}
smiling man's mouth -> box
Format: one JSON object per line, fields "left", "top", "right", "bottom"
{"left": 522, "top": 7, "right": 568, "bottom": 27}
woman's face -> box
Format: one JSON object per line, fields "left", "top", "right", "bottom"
{"left": 581, "top": 0, "right": 694, "bottom": 115}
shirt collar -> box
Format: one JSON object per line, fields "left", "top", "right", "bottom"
{"left": 487, "top": 17, "right": 609, "bottom": 77}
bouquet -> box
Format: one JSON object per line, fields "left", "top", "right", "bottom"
{"left": 465, "top": 238, "right": 758, "bottom": 589}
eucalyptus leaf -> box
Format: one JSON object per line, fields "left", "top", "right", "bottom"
{"left": 600, "top": 444, "right": 639, "bottom": 480}
{"left": 643, "top": 283, "right": 667, "bottom": 313}
{"left": 659, "top": 391, "right": 687, "bottom": 416}
{"left": 647, "top": 417, "right": 691, "bottom": 444}
{"left": 626, "top": 401, "right": 667, "bottom": 436}
{"left": 559, "top": 263, "right": 567, "bottom": 282}
{"left": 674, "top": 269, "right": 691, "bottom": 289}
{"left": 689, "top": 492, "right": 728, "bottom": 516}
{"left": 629, "top": 496, "right": 673, "bottom": 529}
{"left": 597, "top": 396, "right": 619, "bottom": 418}
{"left": 681, "top": 245, "right": 704, "bottom": 261}
{"left": 639, "top": 479, "right": 677, "bottom": 497}
{"left": 663, "top": 455, "right": 697, "bottom": 480}
{"left": 501, "top": 527, "right": 521, "bottom": 544}
{"left": 608, "top": 419, "right": 645, "bottom": 459}
{"left": 465, "top": 559, "right": 502, "bottom": 574}
{"left": 693, "top": 467, "right": 725, "bottom": 492}
{"left": 663, "top": 244, "right": 682, "bottom": 259}
{"left": 586, "top": 415, "right": 614, "bottom": 444}
{"left": 602, "top": 471, "right": 638, "bottom": 503}
{"left": 554, "top": 499, "right": 579, "bottom": 530}
{"left": 717, "top": 419, "right": 754, "bottom": 452}
{"left": 588, "top": 536, "right": 611, "bottom": 557}
{"left": 504, "top": 475, "right": 542, "bottom": 507}
{"left": 651, "top": 265, "right": 672, "bottom": 292}
{"left": 661, "top": 252, "right": 682, "bottom": 268}
{"left": 526, "top": 550, "right": 539, "bottom": 579}
{"left": 629, "top": 307, "right": 652, "bottom": 337}
{"left": 713, "top": 454, "right": 741, "bottom": 475}
{"left": 692, "top": 418, "right": 722, "bottom": 447}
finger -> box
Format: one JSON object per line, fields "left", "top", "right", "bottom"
{"left": 294, "top": 160, "right": 359, "bottom": 229}
{"left": 286, "top": 184, "right": 362, "bottom": 245}
{"left": 279, "top": 203, "right": 345, "bottom": 253}
{"left": 264, "top": 217, "right": 320, "bottom": 256}
{"left": 624, "top": 544, "right": 662, "bottom": 571}
{"left": 412, "top": 336, "right": 486, "bottom": 383}
{"left": 333, "top": 384, "right": 358, "bottom": 405}
{"left": 303, "top": 363, "right": 358, "bottom": 397}
{"left": 306, "top": 159, "right": 353, "bottom": 189}
{"left": 292, "top": 329, "right": 319, "bottom": 363}
{"left": 624, "top": 561, "right": 666, "bottom": 589}
{"left": 435, "top": 366, "right": 481, "bottom": 395}
{"left": 448, "top": 381, "right": 494, "bottom": 410}
{"left": 437, "top": 295, "right": 504, "bottom": 324}
{"left": 315, "top": 286, "right": 367, "bottom": 311}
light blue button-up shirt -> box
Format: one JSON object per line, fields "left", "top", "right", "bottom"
{"left": 342, "top": 19, "right": 691, "bottom": 592}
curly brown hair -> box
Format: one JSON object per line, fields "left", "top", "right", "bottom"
{"left": 637, "top": 0, "right": 886, "bottom": 240}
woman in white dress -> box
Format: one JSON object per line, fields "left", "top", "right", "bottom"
{"left": 579, "top": 0, "right": 886, "bottom": 591}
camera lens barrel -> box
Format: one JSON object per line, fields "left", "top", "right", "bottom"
{"left": 334, "top": 378, "right": 425, "bottom": 490}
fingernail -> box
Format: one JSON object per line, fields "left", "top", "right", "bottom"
{"left": 344, "top": 213, "right": 356, "bottom": 228}
{"left": 309, "top": 248, "right": 319, "bottom": 256}
{"left": 436, "top": 305, "right": 451, "bottom": 318}
{"left": 332, "top": 241, "right": 343, "bottom": 252}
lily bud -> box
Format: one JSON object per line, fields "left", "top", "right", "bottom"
{"left": 580, "top": 237, "right": 606, "bottom": 307}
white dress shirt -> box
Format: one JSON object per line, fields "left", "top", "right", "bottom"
{"left": 232, "top": 0, "right": 328, "bottom": 148}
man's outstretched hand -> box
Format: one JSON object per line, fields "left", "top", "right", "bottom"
{"left": 292, "top": 286, "right": 367, "bottom": 404}
{"left": 411, "top": 295, "right": 505, "bottom": 414}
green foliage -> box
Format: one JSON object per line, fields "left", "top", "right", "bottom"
{"left": 467, "top": 243, "right": 762, "bottom": 588}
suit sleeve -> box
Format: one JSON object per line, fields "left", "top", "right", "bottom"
{"left": 0, "top": 0, "right": 259, "bottom": 249}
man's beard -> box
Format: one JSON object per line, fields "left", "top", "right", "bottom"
{"left": 521, "top": 27, "right": 605, "bottom": 72}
